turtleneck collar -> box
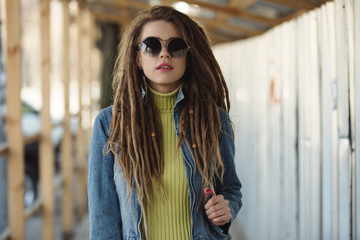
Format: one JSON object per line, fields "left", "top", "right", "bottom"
{"left": 149, "top": 85, "right": 180, "bottom": 112}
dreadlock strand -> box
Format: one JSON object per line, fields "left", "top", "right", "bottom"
{"left": 194, "top": 96, "right": 207, "bottom": 171}
{"left": 139, "top": 104, "right": 152, "bottom": 174}
{"left": 189, "top": 108, "right": 201, "bottom": 173}
{"left": 199, "top": 100, "right": 209, "bottom": 174}
{"left": 210, "top": 104, "right": 224, "bottom": 182}
{"left": 189, "top": 100, "right": 207, "bottom": 179}
{"left": 147, "top": 100, "right": 163, "bottom": 181}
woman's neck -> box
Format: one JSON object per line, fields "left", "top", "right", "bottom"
{"left": 148, "top": 81, "right": 181, "bottom": 93}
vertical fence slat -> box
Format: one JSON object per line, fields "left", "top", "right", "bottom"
{"left": 344, "top": 0, "right": 355, "bottom": 150}
{"left": 354, "top": 0, "right": 360, "bottom": 238}
{"left": 281, "top": 20, "right": 297, "bottom": 240}
{"left": 338, "top": 139, "right": 351, "bottom": 239}
{"left": 62, "top": 0, "right": 73, "bottom": 238}
{"left": 39, "top": 0, "right": 55, "bottom": 239}
{"left": 297, "top": 14, "right": 310, "bottom": 240}
{"left": 335, "top": 0, "right": 351, "bottom": 239}
{"left": 3, "top": 0, "right": 25, "bottom": 239}
{"left": 321, "top": 3, "right": 341, "bottom": 240}
{"left": 319, "top": 3, "right": 337, "bottom": 239}
{"left": 268, "top": 28, "right": 281, "bottom": 240}
{"left": 335, "top": 0, "right": 350, "bottom": 138}
{"left": 343, "top": 0, "right": 357, "bottom": 238}
{"left": 253, "top": 37, "right": 269, "bottom": 240}
{"left": 247, "top": 38, "right": 261, "bottom": 239}
{"left": 309, "top": 10, "right": 321, "bottom": 240}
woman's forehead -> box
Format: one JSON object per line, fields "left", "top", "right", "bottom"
{"left": 140, "top": 20, "right": 180, "bottom": 40}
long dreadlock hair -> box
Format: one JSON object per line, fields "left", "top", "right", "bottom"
{"left": 105, "top": 4, "right": 231, "bottom": 218}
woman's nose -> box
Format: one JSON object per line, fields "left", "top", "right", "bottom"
{"left": 159, "top": 46, "right": 170, "bottom": 58}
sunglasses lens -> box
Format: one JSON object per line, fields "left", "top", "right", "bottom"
{"left": 140, "top": 37, "right": 162, "bottom": 57}
{"left": 168, "top": 38, "right": 189, "bottom": 58}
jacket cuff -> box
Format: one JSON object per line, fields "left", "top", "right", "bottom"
{"left": 219, "top": 221, "right": 231, "bottom": 235}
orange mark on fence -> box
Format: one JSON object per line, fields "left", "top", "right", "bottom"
{"left": 270, "top": 78, "right": 280, "bottom": 104}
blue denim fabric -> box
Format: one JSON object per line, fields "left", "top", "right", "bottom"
{"left": 88, "top": 88, "right": 242, "bottom": 240}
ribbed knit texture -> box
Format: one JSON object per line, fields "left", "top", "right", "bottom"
{"left": 145, "top": 86, "right": 191, "bottom": 240}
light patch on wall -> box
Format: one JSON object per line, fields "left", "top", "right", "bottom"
{"left": 236, "top": 89, "right": 250, "bottom": 102}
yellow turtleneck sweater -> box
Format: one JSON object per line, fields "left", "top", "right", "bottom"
{"left": 145, "top": 86, "right": 191, "bottom": 240}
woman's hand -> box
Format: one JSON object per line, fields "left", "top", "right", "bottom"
{"left": 204, "top": 188, "right": 232, "bottom": 226}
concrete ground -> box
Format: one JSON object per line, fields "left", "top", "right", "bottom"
{"left": 26, "top": 213, "right": 89, "bottom": 240}
{"left": 25, "top": 189, "right": 89, "bottom": 240}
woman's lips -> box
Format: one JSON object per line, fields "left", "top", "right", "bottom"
{"left": 156, "top": 63, "right": 173, "bottom": 72}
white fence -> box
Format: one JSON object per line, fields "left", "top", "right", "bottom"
{"left": 213, "top": 0, "right": 360, "bottom": 239}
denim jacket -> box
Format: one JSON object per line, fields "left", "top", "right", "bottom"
{"left": 88, "top": 88, "right": 242, "bottom": 240}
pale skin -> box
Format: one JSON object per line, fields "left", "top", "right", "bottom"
{"left": 137, "top": 20, "right": 186, "bottom": 93}
{"left": 137, "top": 20, "right": 231, "bottom": 227}
{"left": 204, "top": 189, "right": 232, "bottom": 226}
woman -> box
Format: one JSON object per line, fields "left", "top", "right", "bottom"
{"left": 88, "top": 5, "right": 242, "bottom": 240}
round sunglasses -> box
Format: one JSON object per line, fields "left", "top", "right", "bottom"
{"left": 138, "top": 37, "right": 190, "bottom": 58}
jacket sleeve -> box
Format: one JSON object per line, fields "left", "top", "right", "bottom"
{"left": 88, "top": 111, "right": 122, "bottom": 240}
{"left": 216, "top": 110, "right": 243, "bottom": 234}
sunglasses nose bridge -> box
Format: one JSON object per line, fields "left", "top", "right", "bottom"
{"left": 158, "top": 41, "right": 171, "bottom": 58}
{"left": 159, "top": 48, "right": 170, "bottom": 58}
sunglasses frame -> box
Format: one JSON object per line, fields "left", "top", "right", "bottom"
{"left": 138, "top": 36, "right": 190, "bottom": 58}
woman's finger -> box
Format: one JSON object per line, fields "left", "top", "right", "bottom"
{"left": 207, "top": 204, "right": 230, "bottom": 220}
{"left": 205, "top": 198, "right": 228, "bottom": 215}
{"left": 204, "top": 194, "right": 223, "bottom": 210}
{"left": 211, "top": 212, "right": 232, "bottom": 226}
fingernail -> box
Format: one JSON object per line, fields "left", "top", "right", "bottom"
{"left": 206, "top": 188, "right": 211, "bottom": 194}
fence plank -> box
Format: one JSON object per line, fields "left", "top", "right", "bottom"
{"left": 308, "top": 10, "right": 321, "bottom": 240}
{"left": 338, "top": 139, "right": 351, "bottom": 240}
{"left": 319, "top": 3, "right": 338, "bottom": 239}
{"left": 3, "top": 0, "right": 25, "bottom": 239}
{"left": 297, "top": 14, "right": 311, "bottom": 240}
{"left": 335, "top": 0, "right": 349, "bottom": 137}
{"left": 280, "top": 20, "right": 297, "bottom": 240}
{"left": 354, "top": 0, "right": 360, "bottom": 238}
{"left": 344, "top": 0, "right": 355, "bottom": 150}
{"left": 335, "top": 0, "right": 351, "bottom": 239}
{"left": 62, "top": 0, "right": 74, "bottom": 238}
{"left": 343, "top": 0, "right": 357, "bottom": 238}
{"left": 321, "top": 3, "right": 340, "bottom": 240}
{"left": 252, "top": 38, "right": 269, "bottom": 240}
{"left": 267, "top": 28, "right": 282, "bottom": 240}
{"left": 319, "top": 6, "right": 332, "bottom": 240}
{"left": 39, "top": 0, "right": 55, "bottom": 239}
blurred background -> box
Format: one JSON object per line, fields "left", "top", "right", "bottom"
{"left": 0, "top": 0, "right": 359, "bottom": 239}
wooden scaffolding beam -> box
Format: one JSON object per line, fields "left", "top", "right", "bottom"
{"left": 89, "top": 11, "right": 94, "bottom": 133}
{"left": 77, "top": 3, "right": 87, "bottom": 219}
{"left": 39, "top": 0, "right": 55, "bottom": 239}
{"left": 61, "top": 0, "right": 74, "bottom": 238}
{"left": 3, "top": 0, "right": 25, "bottom": 239}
